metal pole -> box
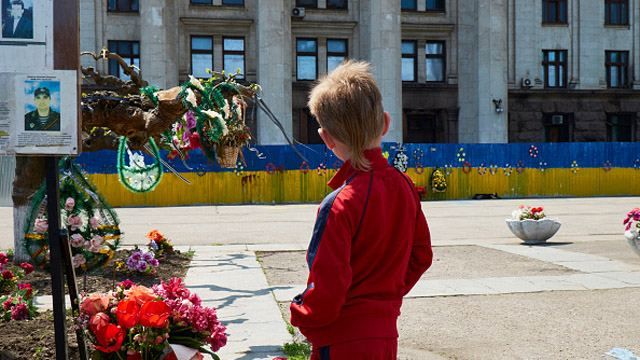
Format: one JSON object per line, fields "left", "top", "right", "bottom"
{"left": 46, "top": 156, "right": 68, "bottom": 359}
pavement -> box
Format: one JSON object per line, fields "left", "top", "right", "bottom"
{"left": 4, "top": 196, "right": 640, "bottom": 359}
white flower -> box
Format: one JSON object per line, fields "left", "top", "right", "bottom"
{"left": 202, "top": 109, "right": 221, "bottom": 120}
{"left": 188, "top": 75, "right": 204, "bottom": 91}
{"left": 217, "top": 116, "right": 229, "bottom": 136}
{"left": 221, "top": 100, "right": 232, "bottom": 119}
{"left": 185, "top": 88, "right": 198, "bottom": 107}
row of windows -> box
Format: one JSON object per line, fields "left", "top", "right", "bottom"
{"left": 543, "top": 0, "right": 629, "bottom": 25}
{"left": 542, "top": 50, "right": 629, "bottom": 88}
{"left": 107, "top": 0, "right": 434, "bottom": 12}
{"left": 536, "top": 113, "right": 634, "bottom": 142}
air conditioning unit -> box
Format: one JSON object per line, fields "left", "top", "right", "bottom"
{"left": 551, "top": 114, "right": 564, "bottom": 125}
{"left": 521, "top": 76, "right": 533, "bottom": 89}
{"left": 292, "top": 7, "right": 305, "bottom": 18}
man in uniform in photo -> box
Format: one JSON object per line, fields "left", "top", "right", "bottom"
{"left": 24, "top": 87, "right": 61, "bottom": 131}
{"left": 2, "top": 0, "right": 33, "bottom": 39}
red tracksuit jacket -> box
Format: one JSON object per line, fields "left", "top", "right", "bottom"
{"left": 290, "top": 148, "right": 433, "bottom": 347}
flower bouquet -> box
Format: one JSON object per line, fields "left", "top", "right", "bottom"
{"left": 623, "top": 208, "right": 640, "bottom": 256}
{"left": 0, "top": 251, "right": 37, "bottom": 321}
{"left": 506, "top": 205, "right": 561, "bottom": 244}
{"left": 78, "top": 278, "right": 227, "bottom": 359}
{"left": 146, "top": 229, "right": 175, "bottom": 257}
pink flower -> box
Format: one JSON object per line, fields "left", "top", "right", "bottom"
{"left": 88, "top": 235, "right": 104, "bottom": 252}
{"left": 72, "top": 254, "right": 86, "bottom": 268}
{"left": 67, "top": 215, "right": 83, "bottom": 231}
{"left": 34, "top": 218, "right": 48, "bottom": 234}
{"left": 17, "top": 283, "right": 33, "bottom": 299}
{"left": 207, "top": 324, "right": 227, "bottom": 352}
{"left": 70, "top": 234, "right": 85, "bottom": 248}
{"left": 64, "top": 197, "right": 75, "bottom": 211}
{"left": 80, "top": 293, "right": 112, "bottom": 317}
{"left": 89, "top": 217, "right": 101, "bottom": 230}
{"left": 118, "top": 279, "right": 135, "bottom": 290}
{"left": 10, "top": 302, "right": 29, "bottom": 320}
{"left": 0, "top": 252, "right": 8, "bottom": 267}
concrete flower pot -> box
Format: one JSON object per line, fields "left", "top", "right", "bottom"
{"left": 505, "top": 218, "right": 561, "bottom": 245}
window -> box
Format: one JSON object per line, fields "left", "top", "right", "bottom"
{"left": 108, "top": 41, "right": 140, "bottom": 80}
{"left": 222, "top": 0, "right": 244, "bottom": 5}
{"left": 426, "top": 0, "right": 445, "bottom": 11}
{"left": 401, "top": 0, "right": 417, "bottom": 11}
{"left": 327, "top": 39, "right": 347, "bottom": 73}
{"left": 542, "top": 50, "right": 567, "bottom": 88}
{"left": 606, "top": 51, "right": 629, "bottom": 88}
{"left": 191, "top": 36, "right": 213, "bottom": 78}
{"left": 327, "top": 0, "right": 348, "bottom": 9}
{"left": 607, "top": 114, "right": 634, "bottom": 141}
{"left": 405, "top": 112, "right": 439, "bottom": 143}
{"left": 544, "top": 113, "right": 573, "bottom": 142}
{"left": 296, "top": 38, "right": 317, "bottom": 81}
{"left": 606, "top": 0, "right": 629, "bottom": 25}
{"left": 426, "top": 41, "right": 445, "bottom": 82}
{"left": 542, "top": 0, "right": 567, "bottom": 24}
{"left": 223, "top": 37, "right": 245, "bottom": 79}
{"left": 191, "top": 0, "right": 212, "bottom": 4}
{"left": 401, "top": 41, "right": 417, "bottom": 82}
{"left": 107, "top": 0, "right": 139, "bottom": 12}
{"left": 296, "top": 0, "right": 317, "bottom": 8}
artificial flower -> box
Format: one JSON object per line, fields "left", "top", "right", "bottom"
{"left": 34, "top": 218, "right": 48, "bottom": 234}
{"left": 2, "top": 270, "right": 14, "bottom": 280}
{"left": 67, "top": 215, "right": 83, "bottom": 231}
{"left": 139, "top": 300, "right": 171, "bottom": 328}
{"left": 10, "top": 302, "right": 28, "bottom": 321}
{"left": 89, "top": 217, "right": 101, "bottom": 230}
{"left": 185, "top": 88, "right": 198, "bottom": 108}
{"left": 17, "top": 283, "right": 32, "bottom": 299}
{"left": 70, "top": 233, "right": 85, "bottom": 248}
{"left": 80, "top": 292, "right": 111, "bottom": 317}
{"left": 94, "top": 323, "right": 125, "bottom": 353}
{"left": 146, "top": 230, "right": 164, "bottom": 242}
{"left": 188, "top": 75, "right": 204, "bottom": 91}
{"left": 72, "top": 254, "right": 86, "bottom": 268}
{"left": 64, "top": 197, "right": 75, "bottom": 211}
{"left": 89, "top": 312, "right": 111, "bottom": 333}
{"left": 116, "top": 299, "right": 140, "bottom": 329}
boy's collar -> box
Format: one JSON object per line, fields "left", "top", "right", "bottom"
{"left": 327, "top": 148, "right": 389, "bottom": 189}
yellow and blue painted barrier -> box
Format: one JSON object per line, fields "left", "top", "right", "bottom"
{"left": 74, "top": 143, "right": 640, "bottom": 207}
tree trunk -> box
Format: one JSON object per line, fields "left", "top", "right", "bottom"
{"left": 12, "top": 156, "right": 45, "bottom": 262}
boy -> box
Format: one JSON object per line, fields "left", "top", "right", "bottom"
{"left": 290, "top": 60, "right": 433, "bottom": 359}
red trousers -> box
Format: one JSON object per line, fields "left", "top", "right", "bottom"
{"left": 310, "top": 338, "right": 398, "bottom": 360}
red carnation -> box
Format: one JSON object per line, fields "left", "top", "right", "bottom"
{"left": 2, "top": 270, "right": 14, "bottom": 280}
{"left": 19, "top": 262, "right": 34, "bottom": 275}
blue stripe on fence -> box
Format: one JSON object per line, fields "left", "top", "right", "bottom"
{"left": 74, "top": 142, "right": 640, "bottom": 174}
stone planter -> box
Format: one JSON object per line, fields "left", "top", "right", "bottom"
{"left": 505, "top": 218, "right": 562, "bottom": 244}
{"left": 625, "top": 231, "right": 640, "bottom": 257}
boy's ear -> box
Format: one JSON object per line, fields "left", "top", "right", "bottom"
{"left": 382, "top": 112, "right": 391, "bottom": 136}
{"left": 318, "top": 127, "right": 336, "bottom": 150}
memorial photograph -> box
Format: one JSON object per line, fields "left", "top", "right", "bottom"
{"left": 22, "top": 80, "right": 60, "bottom": 131}
{"left": 1, "top": 0, "right": 33, "bottom": 39}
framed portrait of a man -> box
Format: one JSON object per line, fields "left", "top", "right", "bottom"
{"left": 23, "top": 81, "right": 60, "bottom": 132}
{"left": 1, "top": 0, "right": 33, "bottom": 39}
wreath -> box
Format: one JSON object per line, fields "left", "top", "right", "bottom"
{"left": 571, "top": 160, "right": 579, "bottom": 174}
{"left": 117, "top": 136, "right": 163, "bottom": 193}
{"left": 502, "top": 164, "right": 513, "bottom": 176}
{"left": 538, "top": 161, "right": 548, "bottom": 172}
{"left": 488, "top": 164, "right": 499, "bottom": 175}
{"left": 24, "top": 159, "right": 121, "bottom": 271}
{"left": 456, "top": 147, "right": 466, "bottom": 163}
{"left": 443, "top": 164, "right": 453, "bottom": 176}
{"left": 462, "top": 161, "right": 472, "bottom": 174}
{"left": 477, "top": 163, "right": 488, "bottom": 175}
{"left": 529, "top": 145, "right": 539, "bottom": 158}
{"left": 430, "top": 168, "right": 447, "bottom": 193}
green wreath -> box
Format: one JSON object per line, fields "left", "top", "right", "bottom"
{"left": 23, "top": 158, "right": 121, "bottom": 272}
{"left": 431, "top": 168, "right": 447, "bottom": 193}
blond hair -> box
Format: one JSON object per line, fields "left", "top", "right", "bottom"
{"left": 308, "top": 60, "right": 385, "bottom": 171}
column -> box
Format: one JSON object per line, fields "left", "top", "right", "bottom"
{"left": 256, "top": 0, "right": 293, "bottom": 144}
{"left": 457, "top": 0, "right": 508, "bottom": 143}
{"left": 140, "top": 0, "right": 178, "bottom": 88}
{"left": 360, "top": 0, "right": 403, "bottom": 143}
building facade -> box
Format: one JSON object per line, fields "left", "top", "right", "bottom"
{"left": 80, "top": 0, "right": 640, "bottom": 144}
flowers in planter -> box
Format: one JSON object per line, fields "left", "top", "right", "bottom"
{"left": 511, "top": 205, "right": 546, "bottom": 221}
{"left": 125, "top": 248, "right": 160, "bottom": 275}
{"left": 78, "top": 278, "right": 227, "bottom": 359}
{"left": 146, "top": 229, "right": 175, "bottom": 257}
{"left": 623, "top": 208, "right": 640, "bottom": 239}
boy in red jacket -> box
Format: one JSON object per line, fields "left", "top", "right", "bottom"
{"left": 290, "top": 60, "right": 433, "bottom": 359}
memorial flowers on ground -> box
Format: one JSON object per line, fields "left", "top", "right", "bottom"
{"left": 79, "top": 277, "right": 227, "bottom": 359}
{"left": 147, "top": 229, "right": 175, "bottom": 257}
{"left": 0, "top": 250, "right": 37, "bottom": 321}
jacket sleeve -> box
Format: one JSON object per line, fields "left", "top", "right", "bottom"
{"left": 403, "top": 204, "right": 433, "bottom": 295}
{"left": 290, "top": 200, "right": 353, "bottom": 329}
